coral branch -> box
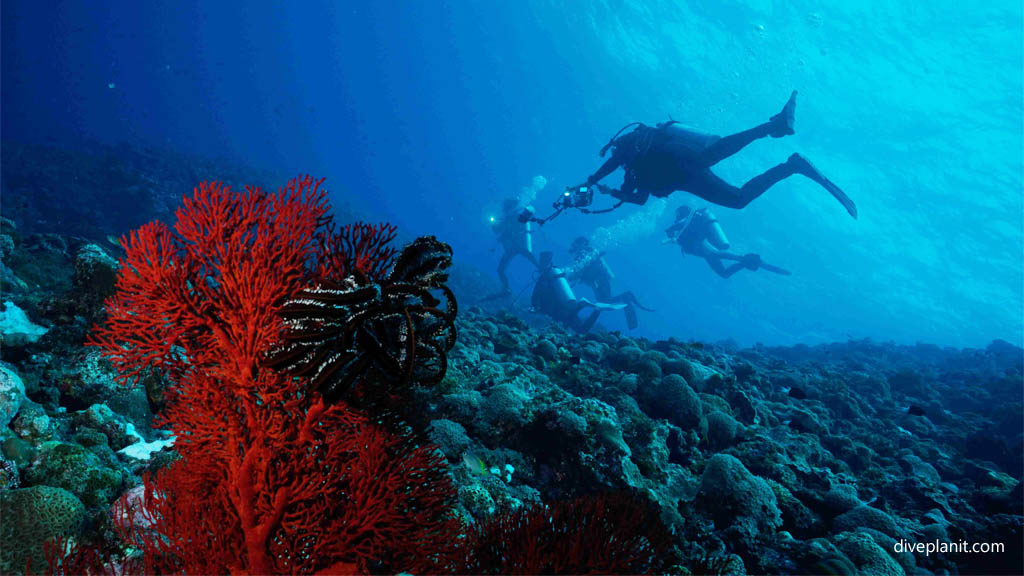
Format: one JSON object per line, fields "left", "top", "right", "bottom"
{"left": 315, "top": 221, "right": 398, "bottom": 282}
{"left": 465, "top": 492, "right": 672, "bottom": 574}
{"left": 93, "top": 176, "right": 462, "bottom": 574}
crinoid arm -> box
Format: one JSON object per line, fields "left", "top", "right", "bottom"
{"left": 266, "top": 235, "right": 458, "bottom": 408}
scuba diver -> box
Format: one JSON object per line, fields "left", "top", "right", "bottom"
{"left": 487, "top": 198, "right": 540, "bottom": 297}
{"left": 567, "top": 236, "right": 615, "bottom": 300}
{"left": 531, "top": 251, "right": 636, "bottom": 333}
{"left": 576, "top": 91, "right": 858, "bottom": 219}
{"left": 664, "top": 205, "right": 791, "bottom": 278}
{"left": 567, "top": 236, "right": 654, "bottom": 327}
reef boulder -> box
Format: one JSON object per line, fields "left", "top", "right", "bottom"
{"left": 0, "top": 364, "right": 27, "bottom": 429}
{"left": 698, "top": 453, "right": 783, "bottom": 541}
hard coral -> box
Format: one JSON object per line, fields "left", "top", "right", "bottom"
{"left": 1, "top": 486, "right": 85, "bottom": 575}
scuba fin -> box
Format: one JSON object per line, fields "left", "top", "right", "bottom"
{"left": 613, "top": 290, "right": 655, "bottom": 313}
{"left": 787, "top": 153, "right": 857, "bottom": 219}
{"left": 768, "top": 91, "right": 797, "bottom": 138}
{"left": 633, "top": 301, "right": 656, "bottom": 312}
{"left": 578, "top": 297, "right": 627, "bottom": 311}
{"left": 625, "top": 305, "right": 639, "bottom": 330}
{"left": 580, "top": 297, "right": 636, "bottom": 329}
{"left": 744, "top": 254, "right": 791, "bottom": 275}
{"left": 580, "top": 309, "right": 602, "bottom": 333}
{"left": 759, "top": 262, "right": 792, "bottom": 276}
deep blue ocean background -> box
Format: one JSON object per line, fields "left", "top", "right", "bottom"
{"left": 3, "top": 0, "right": 1022, "bottom": 348}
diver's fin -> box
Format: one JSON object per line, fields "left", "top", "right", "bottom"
{"left": 625, "top": 305, "right": 639, "bottom": 329}
{"left": 580, "top": 309, "right": 602, "bottom": 333}
{"left": 787, "top": 153, "right": 857, "bottom": 219}
{"left": 759, "top": 262, "right": 792, "bottom": 275}
{"left": 768, "top": 90, "right": 797, "bottom": 138}
{"left": 612, "top": 291, "right": 655, "bottom": 312}
{"left": 628, "top": 295, "right": 656, "bottom": 312}
{"left": 580, "top": 297, "right": 627, "bottom": 311}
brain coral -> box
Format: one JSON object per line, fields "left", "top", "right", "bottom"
{"left": 0, "top": 485, "right": 85, "bottom": 574}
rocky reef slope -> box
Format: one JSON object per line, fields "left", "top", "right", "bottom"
{"left": 1, "top": 142, "right": 1020, "bottom": 574}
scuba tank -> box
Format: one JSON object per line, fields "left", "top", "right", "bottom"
{"left": 534, "top": 252, "right": 578, "bottom": 316}
{"left": 660, "top": 123, "right": 722, "bottom": 155}
{"left": 551, "top": 268, "right": 575, "bottom": 307}
{"left": 598, "top": 255, "right": 614, "bottom": 280}
{"left": 522, "top": 206, "right": 535, "bottom": 253}
{"left": 700, "top": 209, "right": 731, "bottom": 251}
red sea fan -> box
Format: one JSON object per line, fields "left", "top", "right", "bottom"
{"left": 315, "top": 221, "right": 399, "bottom": 282}
{"left": 112, "top": 383, "right": 462, "bottom": 575}
{"left": 92, "top": 176, "right": 329, "bottom": 387}
{"left": 91, "top": 176, "right": 462, "bottom": 574}
{"left": 465, "top": 492, "right": 672, "bottom": 575}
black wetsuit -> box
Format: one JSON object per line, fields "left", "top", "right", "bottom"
{"left": 568, "top": 247, "right": 614, "bottom": 301}
{"left": 583, "top": 94, "right": 858, "bottom": 220}
{"left": 666, "top": 209, "right": 766, "bottom": 279}
{"left": 588, "top": 122, "right": 795, "bottom": 209}
{"left": 567, "top": 247, "right": 649, "bottom": 328}
{"left": 493, "top": 211, "right": 538, "bottom": 292}
{"left": 531, "top": 266, "right": 600, "bottom": 333}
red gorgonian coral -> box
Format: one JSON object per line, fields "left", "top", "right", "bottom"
{"left": 111, "top": 379, "right": 462, "bottom": 575}
{"left": 91, "top": 176, "right": 462, "bottom": 574}
{"left": 464, "top": 492, "right": 672, "bottom": 575}
{"left": 84, "top": 173, "right": 673, "bottom": 575}
{"left": 315, "top": 221, "right": 399, "bottom": 283}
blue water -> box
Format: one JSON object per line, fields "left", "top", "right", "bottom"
{"left": 3, "top": 0, "right": 1021, "bottom": 348}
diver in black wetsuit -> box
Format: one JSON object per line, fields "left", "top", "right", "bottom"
{"left": 567, "top": 236, "right": 616, "bottom": 300}
{"left": 579, "top": 91, "right": 858, "bottom": 219}
{"left": 566, "top": 236, "right": 654, "bottom": 328}
{"left": 490, "top": 198, "right": 539, "bottom": 295}
{"left": 531, "top": 251, "right": 601, "bottom": 333}
{"left": 664, "top": 205, "right": 790, "bottom": 278}
{"left": 531, "top": 251, "right": 636, "bottom": 333}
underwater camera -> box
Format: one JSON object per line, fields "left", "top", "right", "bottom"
{"left": 554, "top": 185, "right": 594, "bottom": 210}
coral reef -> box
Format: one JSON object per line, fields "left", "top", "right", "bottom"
{"left": 1, "top": 486, "right": 85, "bottom": 574}
{"left": 422, "top": 307, "right": 1022, "bottom": 574}
{"left": 91, "top": 176, "right": 464, "bottom": 574}
{"left": 0, "top": 143, "right": 1020, "bottom": 575}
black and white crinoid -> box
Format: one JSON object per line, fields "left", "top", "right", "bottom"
{"left": 265, "top": 236, "right": 457, "bottom": 405}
